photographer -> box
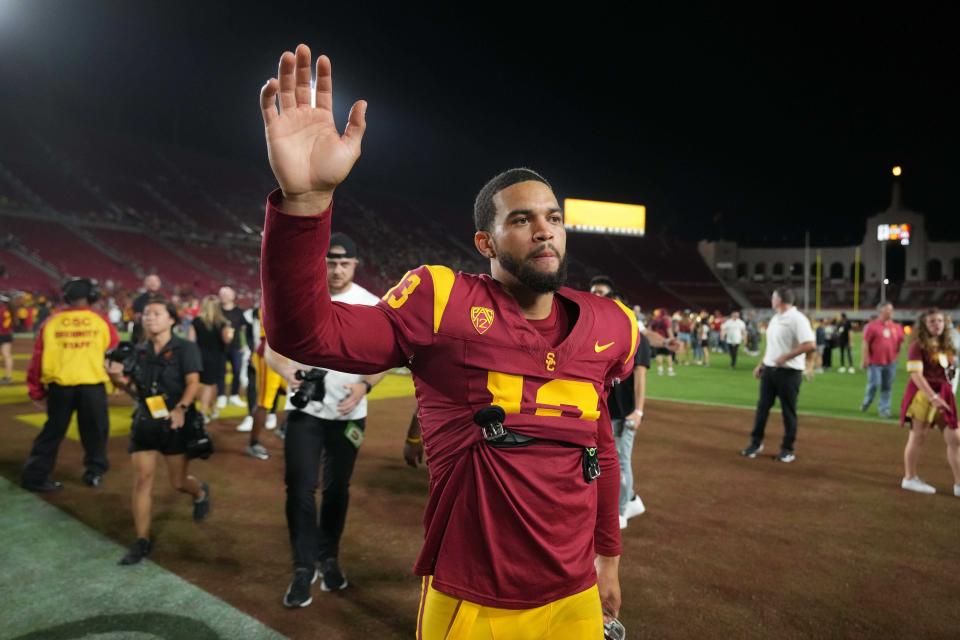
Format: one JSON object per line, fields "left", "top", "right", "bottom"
{"left": 108, "top": 297, "right": 210, "bottom": 565}
{"left": 265, "top": 232, "right": 387, "bottom": 608}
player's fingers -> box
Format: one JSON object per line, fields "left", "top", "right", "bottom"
{"left": 294, "top": 43, "right": 313, "bottom": 108}
{"left": 260, "top": 78, "right": 280, "bottom": 126}
{"left": 342, "top": 99, "right": 367, "bottom": 154}
{"left": 315, "top": 54, "right": 333, "bottom": 113}
{"left": 277, "top": 50, "right": 297, "bottom": 111}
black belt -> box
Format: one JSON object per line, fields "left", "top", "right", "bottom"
{"left": 473, "top": 406, "right": 600, "bottom": 483}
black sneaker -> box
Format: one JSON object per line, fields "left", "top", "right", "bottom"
{"left": 193, "top": 482, "right": 210, "bottom": 522}
{"left": 119, "top": 538, "right": 152, "bottom": 565}
{"left": 775, "top": 449, "right": 796, "bottom": 463}
{"left": 283, "top": 567, "right": 318, "bottom": 608}
{"left": 739, "top": 442, "right": 764, "bottom": 458}
{"left": 82, "top": 470, "right": 103, "bottom": 488}
{"left": 319, "top": 557, "right": 348, "bottom": 592}
{"left": 22, "top": 479, "right": 63, "bottom": 493}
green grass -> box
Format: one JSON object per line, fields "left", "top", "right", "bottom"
{"left": 646, "top": 332, "right": 908, "bottom": 423}
{"left": 0, "top": 477, "right": 286, "bottom": 640}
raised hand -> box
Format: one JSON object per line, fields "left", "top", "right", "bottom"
{"left": 260, "top": 44, "right": 367, "bottom": 215}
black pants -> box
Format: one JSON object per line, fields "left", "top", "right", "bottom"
{"left": 750, "top": 367, "right": 802, "bottom": 452}
{"left": 217, "top": 347, "right": 244, "bottom": 396}
{"left": 838, "top": 344, "right": 853, "bottom": 368}
{"left": 22, "top": 383, "right": 109, "bottom": 484}
{"left": 246, "top": 360, "right": 257, "bottom": 414}
{"left": 728, "top": 343, "right": 740, "bottom": 368}
{"left": 284, "top": 411, "right": 364, "bottom": 569}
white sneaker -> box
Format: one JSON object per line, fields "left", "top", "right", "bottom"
{"left": 901, "top": 476, "right": 936, "bottom": 494}
{"left": 245, "top": 443, "right": 270, "bottom": 461}
{"left": 618, "top": 515, "right": 628, "bottom": 530}
{"left": 954, "top": 484, "right": 960, "bottom": 498}
{"left": 236, "top": 416, "right": 253, "bottom": 432}
{"left": 229, "top": 394, "right": 246, "bottom": 407}
{"left": 838, "top": 367, "right": 846, "bottom": 373}
{"left": 657, "top": 367, "right": 664, "bottom": 376}
{"left": 624, "top": 495, "right": 646, "bottom": 519}
{"left": 266, "top": 414, "right": 277, "bottom": 430}
{"left": 216, "top": 395, "right": 227, "bottom": 409}
{"left": 849, "top": 368, "right": 857, "bottom": 374}
{"left": 667, "top": 368, "right": 676, "bottom": 377}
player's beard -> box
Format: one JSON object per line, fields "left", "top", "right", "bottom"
{"left": 497, "top": 246, "right": 569, "bottom": 294}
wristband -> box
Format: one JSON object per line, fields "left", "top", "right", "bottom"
{"left": 362, "top": 381, "right": 373, "bottom": 394}
{"left": 405, "top": 436, "right": 422, "bottom": 445}
{"left": 177, "top": 403, "right": 190, "bottom": 411}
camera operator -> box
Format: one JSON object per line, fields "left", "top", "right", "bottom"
{"left": 108, "top": 297, "right": 211, "bottom": 565}
{"left": 265, "top": 232, "right": 388, "bottom": 608}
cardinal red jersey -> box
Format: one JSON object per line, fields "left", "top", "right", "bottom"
{"left": 261, "top": 192, "right": 637, "bottom": 609}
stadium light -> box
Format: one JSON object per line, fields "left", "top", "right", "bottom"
{"left": 892, "top": 166, "right": 902, "bottom": 177}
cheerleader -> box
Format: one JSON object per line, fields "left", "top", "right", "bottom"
{"left": 900, "top": 308, "right": 959, "bottom": 495}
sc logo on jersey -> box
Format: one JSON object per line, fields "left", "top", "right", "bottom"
{"left": 545, "top": 351, "right": 556, "bottom": 372}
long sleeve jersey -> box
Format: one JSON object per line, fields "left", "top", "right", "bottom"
{"left": 261, "top": 191, "right": 637, "bottom": 608}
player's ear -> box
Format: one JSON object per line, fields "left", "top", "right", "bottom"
{"left": 474, "top": 231, "right": 496, "bottom": 259}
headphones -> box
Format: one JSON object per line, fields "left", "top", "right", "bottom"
{"left": 61, "top": 278, "right": 99, "bottom": 304}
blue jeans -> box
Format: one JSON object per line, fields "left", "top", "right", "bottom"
{"left": 863, "top": 363, "right": 897, "bottom": 415}
{"left": 611, "top": 419, "right": 636, "bottom": 514}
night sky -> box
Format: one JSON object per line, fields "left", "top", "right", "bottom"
{"left": 2, "top": 1, "right": 957, "bottom": 245}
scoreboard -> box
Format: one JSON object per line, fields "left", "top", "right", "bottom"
{"left": 563, "top": 198, "right": 646, "bottom": 237}
{"left": 877, "top": 223, "right": 910, "bottom": 246}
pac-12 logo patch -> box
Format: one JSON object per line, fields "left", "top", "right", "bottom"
{"left": 471, "top": 306, "right": 495, "bottom": 335}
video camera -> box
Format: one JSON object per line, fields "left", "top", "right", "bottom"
{"left": 105, "top": 341, "right": 138, "bottom": 376}
{"left": 289, "top": 368, "right": 328, "bottom": 409}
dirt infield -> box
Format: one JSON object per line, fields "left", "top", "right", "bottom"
{"left": 2, "top": 337, "right": 959, "bottom": 639}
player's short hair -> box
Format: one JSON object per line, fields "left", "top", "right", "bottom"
{"left": 589, "top": 275, "right": 615, "bottom": 291}
{"left": 773, "top": 287, "right": 794, "bottom": 305}
{"left": 473, "top": 168, "right": 552, "bottom": 232}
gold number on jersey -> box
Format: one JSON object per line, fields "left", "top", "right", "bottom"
{"left": 385, "top": 273, "right": 422, "bottom": 309}
{"left": 486, "top": 371, "right": 600, "bottom": 422}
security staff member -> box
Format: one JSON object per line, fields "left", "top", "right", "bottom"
{"left": 265, "top": 232, "right": 387, "bottom": 608}
{"left": 23, "top": 278, "right": 119, "bottom": 491}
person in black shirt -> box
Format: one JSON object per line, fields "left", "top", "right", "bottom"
{"left": 130, "top": 274, "right": 162, "bottom": 344}
{"left": 836, "top": 312, "right": 855, "bottom": 373}
{"left": 189, "top": 295, "right": 234, "bottom": 420}
{"left": 590, "top": 278, "right": 652, "bottom": 529}
{"left": 108, "top": 297, "right": 210, "bottom": 565}
{"left": 217, "top": 286, "right": 250, "bottom": 409}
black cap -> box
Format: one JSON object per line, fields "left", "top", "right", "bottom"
{"left": 328, "top": 233, "right": 358, "bottom": 259}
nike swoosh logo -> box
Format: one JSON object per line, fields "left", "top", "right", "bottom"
{"left": 594, "top": 341, "right": 615, "bottom": 353}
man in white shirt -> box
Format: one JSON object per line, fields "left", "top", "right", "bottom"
{"left": 721, "top": 310, "right": 747, "bottom": 369}
{"left": 266, "top": 233, "right": 387, "bottom": 608}
{"left": 740, "top": 288, "right": 816, "bottom": 462}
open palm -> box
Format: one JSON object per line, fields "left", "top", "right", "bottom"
{"left": 260, "top": 44, "right": 367, "bottom": 203}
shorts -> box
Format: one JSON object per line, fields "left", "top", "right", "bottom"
{"left": 905, "top": 393, "right": 948, "bottom": 429}
{"left": 253, "top": 351, "right": 286, "bottom": 409}
{"left": 128, "top": 413, "right": 191, "bottom": 455}
{"left": 417, "top": 577, "right": 602, "bottom": 640}
{"left": 655, "top": 347, "right": 673, "bottom": 357}
{"left": 0, "top": 334, "right": 12, "bottom": 345}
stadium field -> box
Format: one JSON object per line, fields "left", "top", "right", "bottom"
{"left": 646, "top": 333, "right": 909, "bottom": 423}
{"left": 1, "top": 336, "right": 958, "bottom": 639}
